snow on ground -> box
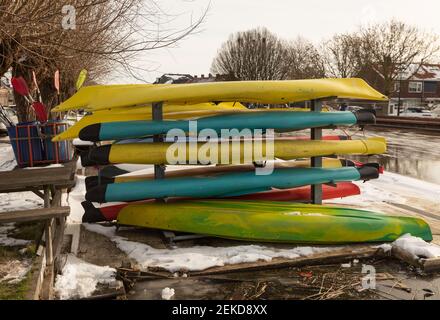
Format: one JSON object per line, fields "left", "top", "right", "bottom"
{"left": 326, "top": 171, "right": 440, "bottom": 212}
{"left": 63, "top": 176, "right": 86, "bottom": 224}
{"left": 393, "top": 234, "right": 440, "bottom": 259}
{"left": 0, "top": 141, "right": 16, "bottom": 171}
{"left": 162, "top": 288, "right": 175, "bottom": 300}
{"left": 0, "top": 259, "right": 32, "bottom": 284}
{"left": 0, "top": 223, "right": 31, "bottom": 247}
{"left": 83, "top": 224, "right": 334, "bottom": 272}
{"left": 54, "top": 254, "right": 116, "bottom": 300}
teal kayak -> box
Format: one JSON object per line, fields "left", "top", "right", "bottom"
{"left": 85, "top": 166, "right": 379, "bottom": 203}
{"left": 79, "top": 111, "right": 374, "bottom": 142}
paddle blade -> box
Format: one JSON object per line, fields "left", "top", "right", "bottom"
{"left": 32, "top": 71, "right": 40, "bottom": 92}
{"left": 76, "top": 69, "right": 88, "bottom": 91}
{"left": 11, "top": 77, "right": 30, "bottom": 97}
{"left": 32, "top": 102, "right": 48, "bottom": 123}
{"left": 54, "top": 70, "right": 60, "bottom": 94}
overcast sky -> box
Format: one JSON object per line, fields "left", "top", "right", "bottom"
{"left": 115, "top": 0, "right": 440, "bottom": 83}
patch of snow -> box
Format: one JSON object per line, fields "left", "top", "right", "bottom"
{"left": 326, "top": 171, "right": 440, "bottom": 211}
{"left": 73, "top": 139, "right": 94, "bottom": 146}
{"left": 0, "top": 142, "right": 16, "bottom": 171}
{"left": 392, "top": 234, "right": 440, "bottom": 259}
{"left": 63, "top": 176, "right": 86, "bottom": 224}
{"left": 0, "top": 223, "right": 31, "bottom": 247}
{"left": 376, "top": 243, "right": 392, "bottom": 253}
{"left": 0, "top": 259, "right": 32, "bottom": 284}
{"left": 24, "top": 164, "right": 64, "bottom": 170}
{"left": 83, "top": 224, "right": 336, "bottom": 273}
{"left": 54, "top": 254, "right": 116, "bottom": 300}
{"left": 341, "top": 263, "right": 352, "bottom": 268}
{"left": 161, "top": 288, "right": 175, "bottom": 300}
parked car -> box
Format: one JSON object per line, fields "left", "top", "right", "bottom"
{"left": 399, "top": 107, "right": 436, "bottom": 118}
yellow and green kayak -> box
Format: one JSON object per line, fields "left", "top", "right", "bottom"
{"left": 116, "top": 200, "right": 432, "bottom": 244}
{"left": 83, "top": 137, "right": 387, "bottom": 166}
{"left": 53, "top": 78, "right": 388, "bottom": 112}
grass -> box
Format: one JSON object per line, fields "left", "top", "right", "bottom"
{"left": 0, "top": 222, "right": 41, "bottom": 300}
{"left": 0, "top": 272, "right": 32, "bottom": 300}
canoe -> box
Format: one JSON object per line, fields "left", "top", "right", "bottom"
{"left": 83, "top": 137, "right": 387, "bottom": 166}
{"left": 85, "top": 166, "right": 379, "bottom": 203}
{"left": 78, "top": 111, "right": 374, "bottom": 142}
{"left": 84, "top": 158, "right": 355, "bottom": 190}
{"left": 53, "top": 78, "right": 388, "bottom": 112}
{"left": 81, "top": 182, "right": 361, "bottom": 223}
{"left": 114, "top": 200, "right": 431, "bottom": 244}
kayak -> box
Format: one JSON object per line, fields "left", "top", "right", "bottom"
{"left": 114, "top": 200, "right": 431, "bottom": 244}
{"left": 81, "top": 182, "right": 361, "bottom": 223}
{"left": 53, "top": 102, "right": 250, "bottom": 141}
{"left": 78, "top": 111, "right": 374, "bottom": 142}
{"left": 82, "top": 137, "right": 387, "bottom": 166}
{"left": 85, "top": 166, "right": 379, "bottom": 203}
{"left": 53, "top": 78, "right": 388, "bottom": 112}
{"left": 84, "top": 158, "right": 357, "bottom": 190}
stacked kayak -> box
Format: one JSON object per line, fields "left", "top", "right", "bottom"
{"left": 56, "top": 78, "right": 432, "bottom": 243}
{"left": 111, "top": 201, "right": 432, "bottom": 244}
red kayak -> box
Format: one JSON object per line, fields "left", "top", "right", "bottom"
{"left": 82, "top": 182, "right": 361, "bottom": 223}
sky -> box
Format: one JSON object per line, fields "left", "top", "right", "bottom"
{"left": 113, "top": 0, "right": 440, "bottom": 83}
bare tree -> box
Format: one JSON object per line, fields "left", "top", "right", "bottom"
{"left": 0, "top": 0, "right": 207, "bottom": 121}
{"left": 321, "top": 34, "right": 363, "bottom": 78}
{"left": 286, "top": 37, "right": 325, "bottom": 79}
{"left": 211, "top": 27, "right": 291, "bottom": 81}
{"left": 359, "top": 20, "right": 439, "bottom": 95}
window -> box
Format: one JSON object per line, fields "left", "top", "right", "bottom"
{"left": 393, "top": 82, "right": 400, "bottom": 93}
{"left": 408, "top": 82, "right": 423, "bottom": 93}
{"left": 424, "top": 81, "right": 437, "bottom": 93}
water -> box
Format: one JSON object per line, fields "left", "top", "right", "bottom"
{"left": 351, "top": 128, "right": 440, "bottom": 185}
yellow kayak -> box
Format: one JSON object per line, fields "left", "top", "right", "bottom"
{"left": 84, "top": 137, "right": 387, "bottom": 165}
{"left": 53, "top": 78, "right": 388, "bottom": 112}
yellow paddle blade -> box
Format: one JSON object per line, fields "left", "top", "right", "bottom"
{"left": 75, "top": 69, "right": 88, "bottom": 91}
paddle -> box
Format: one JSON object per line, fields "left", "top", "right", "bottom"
{"left": 54, "top": 70, "right": 61, "bottom": 102}
{"left": 76, "top": 69, "right": 88, "bottom": 91}
{"left": 11, "top": 77, "right": 48, "bottom": 123}
{"left": 32, "top": 71, "right": 42, "bottom": 103}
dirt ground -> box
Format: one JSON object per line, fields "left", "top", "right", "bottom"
{"left": 73, "top": 225, "right": 440, "bottom": 300}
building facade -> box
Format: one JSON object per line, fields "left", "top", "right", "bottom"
{"left": 390, "top": 64, "right": 440, "bottom": 114}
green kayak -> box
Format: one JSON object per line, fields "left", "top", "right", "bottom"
{"left": 117, "top": 200, "right": 432, "bottom": 244}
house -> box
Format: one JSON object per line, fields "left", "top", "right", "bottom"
{"left": 389, "top": 63, "right": 440, "bottom": 114}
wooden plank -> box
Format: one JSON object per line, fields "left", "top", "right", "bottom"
{"left": 190, "top": 246, "right": 379, "bottom": 276}
{"left": 0, "top": 207, "right": 70, "bottom": 223}
{"left": 0, "top": 161, "right": 76, "bottom": 192}
{"left": 53, "top": 217, "right": 66, "bottom": 266}
{"left": 421, "top": 258, "right": 440, "bottom": 272}
{"left": 391, "top": 246, "right": 421, "bottom": 269}
{"left": 45, "top": 219, "right": 54, "bottom": 266}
